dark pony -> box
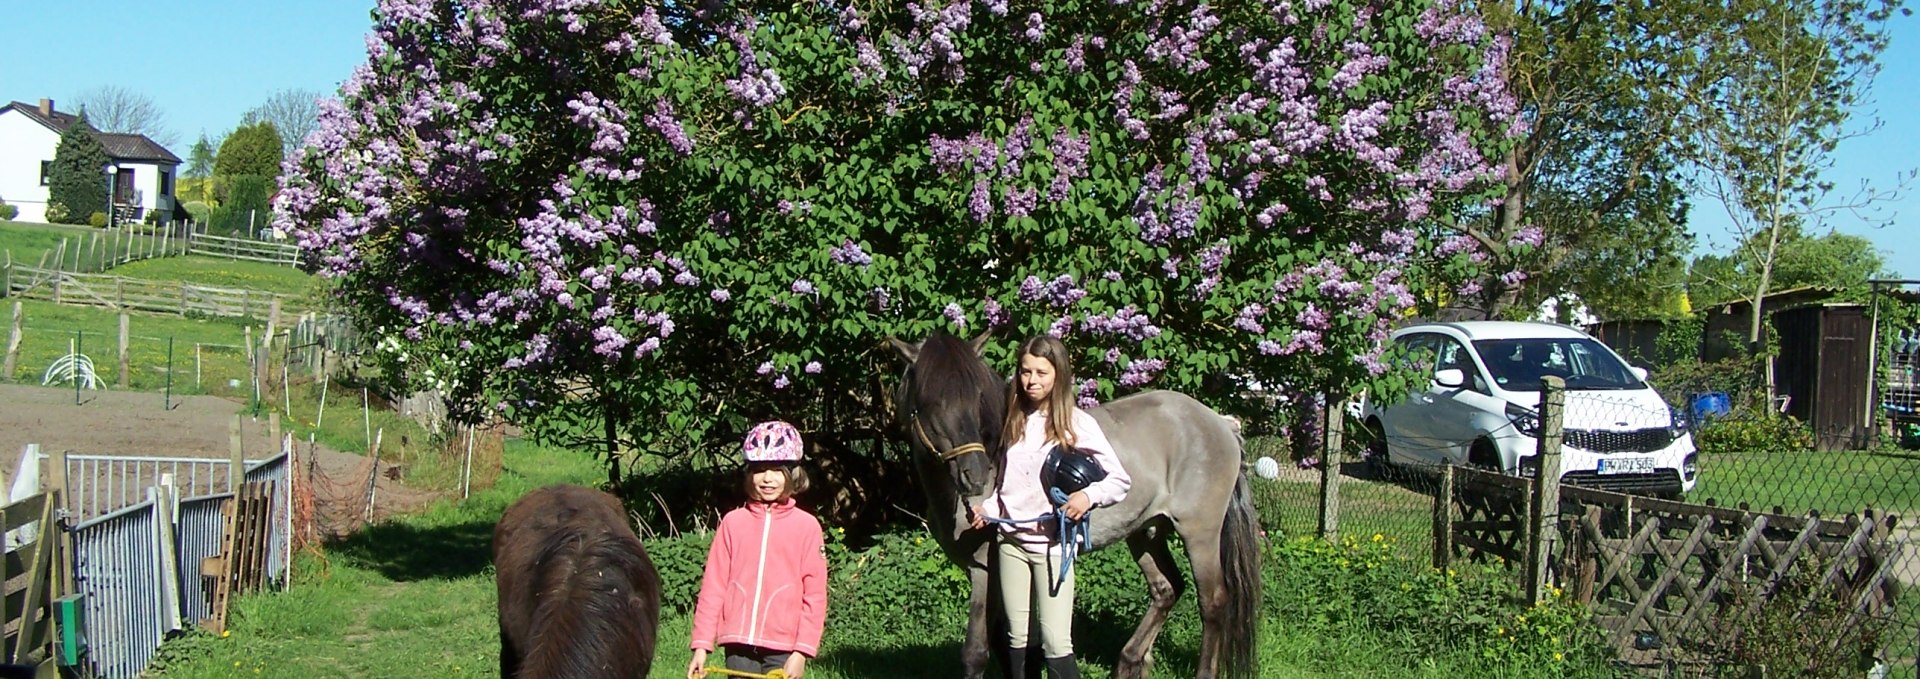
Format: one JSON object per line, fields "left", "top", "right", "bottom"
{"left": 894, "top": 330, "right": 1261, "bottom": 679}
{"left": 494, "top": 484, "right": 662, "bottom": 679}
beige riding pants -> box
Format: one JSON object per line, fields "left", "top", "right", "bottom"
{"left": 997, "top": 537, "right": 1076, "bottom": 657}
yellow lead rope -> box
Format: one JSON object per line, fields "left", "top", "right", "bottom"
{"left": 698, "top": 668, "right": 789, "bottom": 679}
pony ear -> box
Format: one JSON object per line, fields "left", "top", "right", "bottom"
{"left": 968, "top": 331, "right": 992, "bottom": 355}
{"left": 888, "top": 336, "right": 922, "bottom": 363}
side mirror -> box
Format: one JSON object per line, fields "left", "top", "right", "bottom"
{"left": 1433, "top": 368, "right": 1467, "bottom": 389}
{"left": 1630, "top": 366, "right": 1650, "bottom": 381}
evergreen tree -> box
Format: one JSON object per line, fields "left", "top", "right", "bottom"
{"left": 185, "top": 132, "right": 215, "bottom": 179}
{"left": 213, "top": 121, "right": 284, "bottom": 179}
{"left": 212, "top": 176, "right": 274, "bottom": 236}
{"left": 47, "top": 114, "right": 111, "bottom": 225}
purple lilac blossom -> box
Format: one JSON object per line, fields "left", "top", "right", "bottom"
{"left": 943, "top": 302, "right": 967, "bottom": 328}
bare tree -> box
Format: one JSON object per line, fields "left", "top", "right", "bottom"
{"left": 243, "top": 89, "right": 324, "bottom": 154}
{"left": 70, "top": 85, "right": 178, "bottom": 147}
{"left": 1692, "top": 0, "right": 1910, "bottom": 396}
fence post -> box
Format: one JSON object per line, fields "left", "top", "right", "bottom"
{"left": 1433, "top": 463, "right": 1455, "bottom": 570}
{"left": 152, "top": 478, "right": 183, "bottom": 633}
{"left": 1526, "top": 375, "right": 1567, "bottom": 603}
{"left": 3, "top": 260, "right": 10, "bottom": 298}
{"left": 229, "top": 414, "right": 244, "bottom": 493}
{"left": 179, "top": 281, "right": 189, "bottom": 317}
{"left": 1318, "top": 396, "right": 1345, "bottom": 541}
{"left": 118, "top": 313, "right": 130, "bottom": 389}
{"left": 4, "top": 301, "right": 20, "bottom": 380}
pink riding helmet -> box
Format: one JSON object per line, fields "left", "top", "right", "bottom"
{"left": 743, "top": 420, "right": 804, "bottom": 462}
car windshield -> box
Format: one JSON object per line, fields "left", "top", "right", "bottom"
{"left": 1473, "top": 338, "right": 1644, "bottom": 391}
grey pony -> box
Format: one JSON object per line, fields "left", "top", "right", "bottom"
{"left": 892, "top": 331, "right": 1260, "bottom": 679}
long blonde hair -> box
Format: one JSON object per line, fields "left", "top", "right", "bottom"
{"left": 1000, "top": 335, "right": 1078, "bottom": 449}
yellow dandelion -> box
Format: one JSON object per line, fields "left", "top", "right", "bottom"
{"left": 222, "top": 630, "right": 232, "bottom": 639}
{"left": 1371, "top": 533, "right": 1383, "bottom": 542}
{"left": 1553, "top": 652, "right": 1564, "bottom": 662}
{"left": 234, "top": 661, "right": 243, "bottom": 668}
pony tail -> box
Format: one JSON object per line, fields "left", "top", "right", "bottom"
{"left": 1218, "top": 474, "right": 1262, "bottom": 679}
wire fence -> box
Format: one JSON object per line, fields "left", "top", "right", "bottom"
{"left": 1248, "top": 379, "right": 1918, "bottom": 676}
{"left": 0, "top": 301, "right": 295, "bottom": 403}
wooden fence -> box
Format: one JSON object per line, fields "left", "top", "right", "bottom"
{"left": 200, "top": 481, "right": 278, "bottom": 635}
{"left": 183, "top": 226, "right": 300, "bottom": 267}
{"left": 0, "top": 489, "right": 67, "bottom": 677}
{"left": 1428, "top": 377, "right": 1899, "bottom": 668}
{"left": 0, "top": 265, "right": 310, "bottom": 319}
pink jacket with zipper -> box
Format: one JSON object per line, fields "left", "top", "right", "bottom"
{"left": 689, "top": 499, "right": 828, "bottom": 657}
{"left": 979, "top": 407, "right": 1132, "bottom": 552}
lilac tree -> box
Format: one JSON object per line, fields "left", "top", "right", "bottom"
{"left": 281, "top": 0, "right": 1524, "bottom": 483}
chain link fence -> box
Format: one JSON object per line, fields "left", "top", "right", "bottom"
{"left": 1246, "top": 378, "right": 1918, "bottom": 676}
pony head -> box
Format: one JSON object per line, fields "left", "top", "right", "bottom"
{"left": 890, "top": 330, "right": 1003, "bottom": 498}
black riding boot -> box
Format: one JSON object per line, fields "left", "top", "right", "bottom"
{"left": 1006, "top": 646, "right": 1030, "bottom": 679}
{"left": 1045, "top": 655, "right": 1081, "bottom": 679}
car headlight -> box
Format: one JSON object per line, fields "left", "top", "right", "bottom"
{"left": 1506, "top": 402, "right": 1541, "bottom": 437}
{"left": 1668, "top": 405, "right": 1692, "bottom": 437}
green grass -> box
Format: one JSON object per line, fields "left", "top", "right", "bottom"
{"left": 0, "top": 220, "right": 178, "bottom": 273}
{"left": 113, "top": 255, "right": 319, "bottom": 297}
{"left": 3, "top": 299, "right": 257, "bottom": 396}
{"left": 148, "top": 441, "right": 1620, "bottom": 679}
{"left": 266, "top": 374, "right": 463, "bottom": 493}
{"left": 1691, "top": 448, "right": 1920, "bottom": 517}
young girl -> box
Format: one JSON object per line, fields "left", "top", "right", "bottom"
{"left": 687, "top": 420, "right": 828, "bottom": 679}
{"left": 971, "top": 335, "right": 1131, "bottom": 679}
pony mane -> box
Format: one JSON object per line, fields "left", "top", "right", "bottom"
{"left": 520, "top": 526, "right": 661, "bottom": 679}
{"left": 910, "top": 331, "right": 1003, "bottom": 405}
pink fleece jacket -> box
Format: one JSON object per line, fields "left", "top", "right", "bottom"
{"left": 690, "top": 498, "right": 828, "bottom": 657}
{"left": 980, "top": 407, "right": 1132, "bottom": 553}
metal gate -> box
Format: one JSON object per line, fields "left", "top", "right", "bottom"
{"left": 67, "top": 449, "right": 292, "bottom": 679}
{"left": 71, "top": 493, "right": 174, "bottom": 679}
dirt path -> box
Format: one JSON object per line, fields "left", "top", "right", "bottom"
{"left": 0, "top": 383, "right": 440, "bottom": 526}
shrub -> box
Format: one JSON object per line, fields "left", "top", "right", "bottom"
{"left": 1719, "top": 558, "right": 1886, "bottom": 677}
{"left": 1696, "top": 412, "right": 1814, "bottom": 455}
{"left": 1263, "top": 535, "right": 1618, "bottom": 672}
{"left": 183, "top": 200, "right": 212, "bottom": 223}
{"left": 44, "top": 202, "right": 68, "bottom": 224}
{"left": 0, "top": 200, "right": 16, "bottom": 221}
{"left": 212, "top": 175, "right": 273, "bottom": 235}
{"left": 88, "top": 211, "right": 107, "bottom": 228}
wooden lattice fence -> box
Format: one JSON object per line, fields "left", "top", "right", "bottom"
{"left": 1435, "top": 464, "right": 1898, "bottom": 666}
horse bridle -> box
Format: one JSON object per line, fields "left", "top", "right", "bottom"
{"left": 911, "top": 414, "right": 986, "bottom": 462}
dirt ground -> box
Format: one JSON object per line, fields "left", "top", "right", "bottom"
{"left": 0, "top": 383, "right": 441, "bottom": 526}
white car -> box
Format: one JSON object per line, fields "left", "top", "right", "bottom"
{"left": 1357, "top": 321, "right": 1698, "bottom": 496}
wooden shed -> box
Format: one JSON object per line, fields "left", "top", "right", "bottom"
{"left": 1771, "top": 304, "right": 1874, "bottom": 451}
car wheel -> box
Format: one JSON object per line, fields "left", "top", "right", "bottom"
{"left": 1468, "top": 439, "right": 1502, "bottom": 473}
{"left": 1363, "top": 418, "right": 1396, "bottom": 479}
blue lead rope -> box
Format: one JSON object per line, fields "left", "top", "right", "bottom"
{"left": 982, "top": 487, "right": 1093, "bottom": 594}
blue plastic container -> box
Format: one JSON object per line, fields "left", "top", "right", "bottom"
{"left": 1690, "top": 392, "right": 1731, "bottom": 422}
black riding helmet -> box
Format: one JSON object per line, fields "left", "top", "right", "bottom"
{"left": 1041, "top": 445, "right": 1108, "bottom": 501}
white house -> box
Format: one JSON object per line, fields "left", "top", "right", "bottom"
{"left": 0, "top": 98, "right": 181, "bottom": 224}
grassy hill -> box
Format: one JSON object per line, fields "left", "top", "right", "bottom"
{"left": 0, "top": 220, "right": 176, "bottom": 272}
{"left": 113, "top": 255, "right": 320, "bottom": 297}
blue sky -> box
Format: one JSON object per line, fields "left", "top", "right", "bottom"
{"left": 3, "top": 2, "right": 1912, "bottom": 278}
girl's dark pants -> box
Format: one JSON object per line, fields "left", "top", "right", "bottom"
{"left": 723, "top": 644, "right": 792, "bottom": 675}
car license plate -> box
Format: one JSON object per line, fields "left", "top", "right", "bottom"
{"left": 1597, "top": 456, "right": 1655, "bottom": 475}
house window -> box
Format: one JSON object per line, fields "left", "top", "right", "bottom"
{"left": 160, "top": 171, "right": 173, "bottom": 198}
{"left": 39, "top": 161, "right": 51, "bottom": 185}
